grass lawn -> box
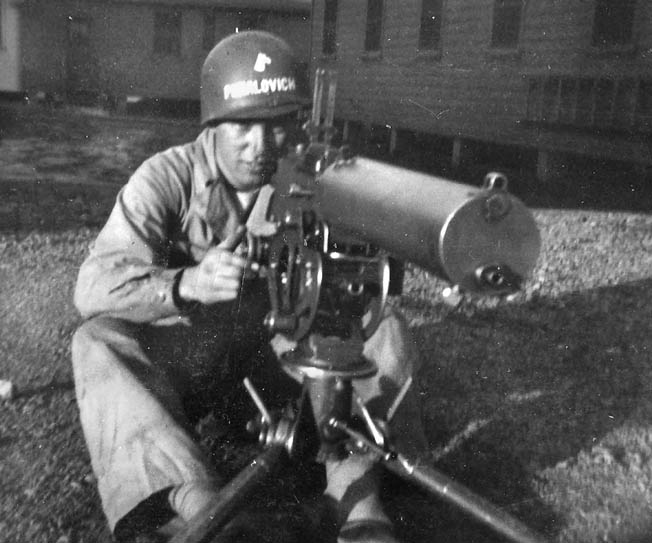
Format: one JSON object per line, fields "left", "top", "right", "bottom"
{"left": 1, "top": 102, "right": 651, "bottom": 543}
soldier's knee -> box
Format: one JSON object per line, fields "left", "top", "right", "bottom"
{"left": 72, "top": 319, "right": 98, "bottom": 359}
{"left": 364, "top": 307, "right": 415, "bottom": 375}
{"left": 377, "top": 307, "right": 410, "bottom": 340}
{"left": 72, "top": 317, "right": 145, "bottom": 400}
{"left": 72, "top": 316, "right": 137, "bottom": 363}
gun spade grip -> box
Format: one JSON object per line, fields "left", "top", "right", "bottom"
{"left": 315, "top": 157, "right": 540, "bottom": 292}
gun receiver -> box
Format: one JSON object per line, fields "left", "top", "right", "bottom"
{"left": 274, "top": 148, "right": 540, "bottom": 293}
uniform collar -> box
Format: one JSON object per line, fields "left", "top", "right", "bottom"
{"left": 195, "top": 127, "right": 223, "bottom": 193}
{"left": 193, "top": 127, "right": 274, "bottom": 242}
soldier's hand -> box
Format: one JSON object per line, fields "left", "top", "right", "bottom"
{"left": 177, "top": 227, "right": 248, "bottom": 305}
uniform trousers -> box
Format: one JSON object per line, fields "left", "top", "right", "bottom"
{"left": 71, "top": 294, "right": 426, "bottom": 540}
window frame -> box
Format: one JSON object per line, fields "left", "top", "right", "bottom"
{"left": 591, "top": 0, "right": 636, "bottom": 49}
{"left": 364, "top": 0, "right": 384, "bottom": 53}
{"left": 202, "top": 9, "right": 215, "bottom": 51}
{"left": 418, "top": 0, "right": 444, "bottom": 53}
{"left": 235, "top": 9, "right": 268, "bottom": 32}
{"left": 490, "top": 0, "right": 523, "bottom": 50}
{"left": 153, "top": 8, "right": 182, "bottom": 56}
{"left": 322, "top": 0, "right": 338, "bottom": 56}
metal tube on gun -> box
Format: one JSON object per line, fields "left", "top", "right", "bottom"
{"left": 324, "top": 75, "right": 337, "bottom": 141}
{"left": 314, "top": 157, "right": 541, "bottom": 293}
{"left": 311, "top": 68, "right": 324, "bottom": 126}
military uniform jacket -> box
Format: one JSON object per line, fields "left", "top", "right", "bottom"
{"left": 74, "top": 128, "right": 272, "bottom": 325}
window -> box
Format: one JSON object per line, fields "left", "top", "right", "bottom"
{"left": 203, "top": 10, "right": 215, "bottom": 50}
{"left": 613, "top": 78, "right": 636, "bottom": 129}
{"left": 594, "top": 79, "right": 615, "bottom": 126}
{"left": 559, "top": 79, "right": 578, "bottom": 124}
{"left": 542, "top": 77, "right": 560, "bottom": 123}
{"left": 322, "top": 0, "right": 338, "bottom": 55}
{"left": 490, "top": 0, "right": 523, "bottom": 49}
{"left": 636, "top": 80, "right": 652, "bottom": 131}
{"left": 364, "top": 0, "right": 383, "bottom": 52}
{"left": 526, "top": 75, "right": 650, "bottom": 132}
{"left": 236, "top": 10, "right": 267, "bottom": 32}
{"left": 68, "top": 16, "right": 91, "bottom": 48}
{"left": 321, "top": 0, "right": 337, "bottom": 55}
{"left": 418, "top": 0, "right": 443, "bottom": 51}
{"left": 154, "top": 10, "right": 182, "bottom": 55}
{"left": 592, "top": 0, "right": 636, "bottom": 48}
{"left": 575, "top": 79, "right": 595, "bottom": 125}
{"left": 367, "top": 124, "right": 392, "bottom": 157}
{"left": 526, "top": 78, "right": 543, "bottom": 121}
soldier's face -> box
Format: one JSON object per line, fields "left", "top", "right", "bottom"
{"left": 213, "top": 116, "right": 290, "bottom": 192}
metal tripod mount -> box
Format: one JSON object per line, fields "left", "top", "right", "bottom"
{"left": 172, "top": 212, "right": 546, "bottom": 543}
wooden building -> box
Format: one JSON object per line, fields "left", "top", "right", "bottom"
{"left": 0, "top": 0, "right": 310, "bottom": 106}
{"left": 309, "top": 0, "right": 652, "bottom": 180}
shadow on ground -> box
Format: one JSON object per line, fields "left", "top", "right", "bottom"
{"left": 396, "top": 277, "right": 651, "bottom": 542}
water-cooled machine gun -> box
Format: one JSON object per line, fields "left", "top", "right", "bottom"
{"left": 171, "top": 70, "right": 546, "bottom": 543}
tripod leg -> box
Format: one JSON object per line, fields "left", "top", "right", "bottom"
{"left": 169, "top": 445, "right": 287, "bottom": 543}
{"left": 382, "top": 454, "right": 549, "bottom": 543}
{"left": 331, "top": 419, "right": 549, "bottom": 543}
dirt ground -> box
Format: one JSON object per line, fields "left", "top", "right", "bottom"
{"left": 1, "top": 101, "right": 652, "bottom": 543}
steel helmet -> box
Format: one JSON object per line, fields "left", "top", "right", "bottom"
{"left": 200, "top": 30, "right": 311, "bottom": 124}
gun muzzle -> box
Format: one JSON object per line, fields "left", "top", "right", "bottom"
{"left": 312, "top": 157, "right": 540, "bottom": 293}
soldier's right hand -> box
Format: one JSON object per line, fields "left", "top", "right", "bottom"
{"left": 177, "top": 227, "right": 249, "bottom": 305}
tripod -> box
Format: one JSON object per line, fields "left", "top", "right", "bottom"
{"left": 169, "top": 330, "right": 549, "bottom": 543}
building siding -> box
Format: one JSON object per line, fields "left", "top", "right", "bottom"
{"left": 311, "top": 0, "right": 652, "bottom": 167}
{"left": 15, "top": 0, "right": 310, "bottom": 101}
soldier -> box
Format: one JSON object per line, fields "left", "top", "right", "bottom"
{"left": 71, "top": 31, "right": 426, "bottom": 543}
